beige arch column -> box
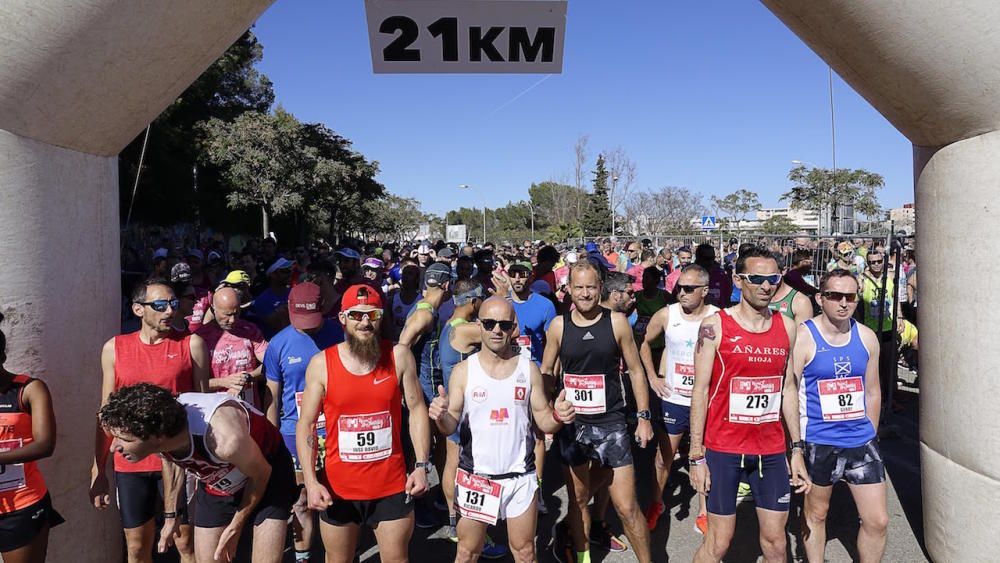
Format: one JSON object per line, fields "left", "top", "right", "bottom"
{"left": 762, "top": 2, "right": 1000, "bottom": 561}
{"left": 0, "top": 1, "right": 274, "bottom": 560}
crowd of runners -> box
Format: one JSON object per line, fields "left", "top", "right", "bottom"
{"left": 0, "top": 233, "right": 918, "bottom": 562}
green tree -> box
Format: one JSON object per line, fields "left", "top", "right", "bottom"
{"left": 781, "top": 165, "right": 884, "bottom": 234}
{"left": 365, "top": 195, "right": 425, "bottom": 242}
{"left": 119, "top": 30, "right": 275, "bottom": 229}
{"left": 581, "top": 155, "right": 612, "bottom": 237}
{"left": 712, "top": 188, "right": 762, "bottom": 238}
{"left": 758, "top": 214, "right": 799, "bottom": 234}
{"left": 300, "top": 123, "right": 385, "bottom": 241}
{"left": 199, "top": 109, "right": 315, "bottom": 237}
{"left": 528, "top": 181, "right": 586, "bottom": 230}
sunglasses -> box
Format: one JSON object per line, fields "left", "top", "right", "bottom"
{"left": 868, "top": 259, "right": 884, "bottom": 265}
{"left": 510, "top": 271, "right": 531, "bottom": 279}
{"left": 480, "top": 319, "right": 516, "bottom": 332}
{"left": 822, "top": 291, "right": 859, "bottom": 303}
{"left": 678, "top": 284, "right": 707, "bottom": 293}
{"left": 737, "top": 273, "right": 782, "bottom": 286}
{"left": 137, "top": 299, "right": 179, "bottom": 312}
{"left": 344, "top": 309, "right": 383, "bottom": 322}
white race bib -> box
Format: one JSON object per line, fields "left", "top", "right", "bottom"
{"left": 728, "top": 376, "right": 782, "bottom": 424}
{"left": 295, "top": 391, "right": 326, "bottom": 432}
{"left": 0, "top": 439, "right": 25, "bottom": 492}
{"left": 513, "top": 335, "right": 533, "bottom": 361}
{"left": 338, "top": 411, "right": 393, "bottom": 462}
{"left": 203, "top": 464, "right": 248, "bottom": 494}
{"left": 672, "top": 363, "right": 696, "bottom": 397}
{"left": 563, "top": 374, "right": 606, "bottom": 414}
{"left": 455, "top": 469, "right": 502, "bottom": 525}
{"left": 818, "top": 377, "right": 865, "bottom": 421}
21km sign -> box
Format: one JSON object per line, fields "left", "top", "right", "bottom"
{"left": 364, "top": 0, "right": 567, "bottom": 74}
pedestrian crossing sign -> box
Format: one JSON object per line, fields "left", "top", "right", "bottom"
{"left": 701, "top": 215, "right": 718, "bottom": 230}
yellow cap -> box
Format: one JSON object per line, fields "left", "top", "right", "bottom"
{"left": 223, "top": 270, "right": 251, "bottom": 285}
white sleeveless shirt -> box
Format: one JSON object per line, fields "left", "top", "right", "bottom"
{"left": 458, "top": 353, "right": 535, "bottom": 476}
{"left": 663, "top": 303, "right": 718, "bottom": 407}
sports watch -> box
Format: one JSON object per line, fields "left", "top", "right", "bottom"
{"left": 415, "top": 461, "right": 432, "bottom": 473}
{"left": 637, "top": 410, "right": 651, "bottom": 420}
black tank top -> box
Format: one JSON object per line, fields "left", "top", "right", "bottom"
{"left": 559, "top": 307, "right": 625, "bottom": 425}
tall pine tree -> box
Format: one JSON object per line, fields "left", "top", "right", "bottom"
{"left": 582, "top": 154, "right": 613, "bottom": 236}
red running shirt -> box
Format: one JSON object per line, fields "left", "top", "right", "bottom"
{"left": 0, "top": 375, "right": 48, "bottom": 512}
{"left": 322, "top": 341, "right": 405, "bottom": 500}
{"left": 704, "top": 309, "right": 790, "bottom": 455}
{"left": 113, "top": 331, "right": 194, "bottom": 472}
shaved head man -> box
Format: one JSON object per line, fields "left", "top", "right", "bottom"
{"left": 197, "top": 283, "right": 269, "bottom": 407}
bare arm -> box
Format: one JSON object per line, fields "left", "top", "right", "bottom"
{"left": 528, "top": 362, "right": 565, "bottom": 434}
{"left": 860, "top": 325, "right": 882, "bottom": 430}
{"left": 189, "top": 334, "right": 210, "bottom": 392}
{"left": 780, "top": 316, "right": 803, "bottom": 442}
{"left": 689, "top": 314, "right": 721, "bottom": 456}
{"left": 450, "top": 322, "right": 483, "bottom": 353}
{"left": 398, "top": 308, "right": 432, "bottom": 349}
{"left": 0, "top": 379, "right": 55, "bottom": 465}
{"left": 434, "top": 361, "right": 467, "bottom": 436}
{"left": 792, "top": 292, "right": 813, "bottom": 326}
{"left": 296, "top": 353, "right": 328, "bottom": 488}
{"left": 207, "top": 405, "right": 271, "bottom": 532}
{"left": 93, "top": 338, "right": 116, "bottom": 475}
{"left": 265, "top": 379, "right": 281, "bottom": 428}
{"left": 639, "top": 306, "right": 668, "bottom": 382}
{"left": 539, "top": 316, "right": 564, "bottom": 398}
{"left": 396, "top": 344, "right": 431, "bottom": 464}
{"left": 160, "top": 457, "right": 184, "bottom": 515}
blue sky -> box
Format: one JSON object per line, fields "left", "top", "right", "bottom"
{"left": 253, "top": 1, "right": 913, "bottom": 216}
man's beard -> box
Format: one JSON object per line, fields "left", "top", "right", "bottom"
{"left": 346, "top": 331, "right": 381, "bottom": 364}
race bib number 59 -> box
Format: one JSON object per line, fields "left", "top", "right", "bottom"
{"left": 338, "top": 412, "right": 393, "bottom": 462}
{"left": 563, "top": 374, "right": 606, "bottom": 414}
{"left": 728, "top": 376, "right": 782, "bottom": 424}
{"left": 455, "top": 469, "right": 502, "bottom": 525}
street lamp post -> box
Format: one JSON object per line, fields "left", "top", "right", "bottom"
{"left": 457, "top": 184, "right": 486, "bottom": 244}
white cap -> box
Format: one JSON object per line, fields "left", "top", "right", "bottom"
{"left": 565, "top": 251, "right": 579, "bottom": 264}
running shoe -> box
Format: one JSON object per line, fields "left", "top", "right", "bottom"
{"left": 694, "top": 514, "right": 708, "bottom": 535}
{"left": 736, "top": 481, "right": 753, "bottom": 503}
{"left": 590, "top": 520, "right": 628, "bottom": 553}
{"left": 480, "top": 535, "right": 509, "bottom": 560}
{"left": 644, "top": 501, "right": 665, "bottom": 530}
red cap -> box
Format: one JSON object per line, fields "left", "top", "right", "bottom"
{"left": 288, "top": 282, "right": 323, "bottom": 330}
{"left": 341, "top": 284, "right": 383, "bottom": 311}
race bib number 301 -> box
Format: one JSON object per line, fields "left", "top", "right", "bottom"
{"left": 338, "top": 411, "right": 393, "bottom": 462}
{"left": 728, "top": 376, "right": 782, "bottom": 424}
{"left": 818, "top": 377, "right": 865, "bottom": 421}
{"left": 563, "top": 374, "right": 606, "bottom": 414}
{"left": 455, "top": 469, "right": 502, "bottom": 525}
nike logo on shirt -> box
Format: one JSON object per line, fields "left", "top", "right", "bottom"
{"left": 373, "top": 376, "right": 394, "bottom": 385}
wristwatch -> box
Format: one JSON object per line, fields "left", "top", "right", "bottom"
{"left": 415, "top": 461, "right": 432, "bottom": 473}
{"left": 637, "top": 410, "right": 651, "bottom": 420}
{"left": 791, "top": 440, "right": 806, "bottom": 451}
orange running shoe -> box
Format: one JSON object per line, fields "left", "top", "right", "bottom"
{"left": 644, "top": 501, "right": 665, "bottom": 530}
{"left": 694, "top": 514, "right": 708, "bottom": 535}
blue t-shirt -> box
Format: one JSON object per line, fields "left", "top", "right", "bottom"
{"left": 251, "top": 287, "right": 290, "bottom": 338}
{"left": 511, "top": 292, "right": 556, "bottom": 365}
{"left": 264, "top": 319, "right": 344, "bottom": 436}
